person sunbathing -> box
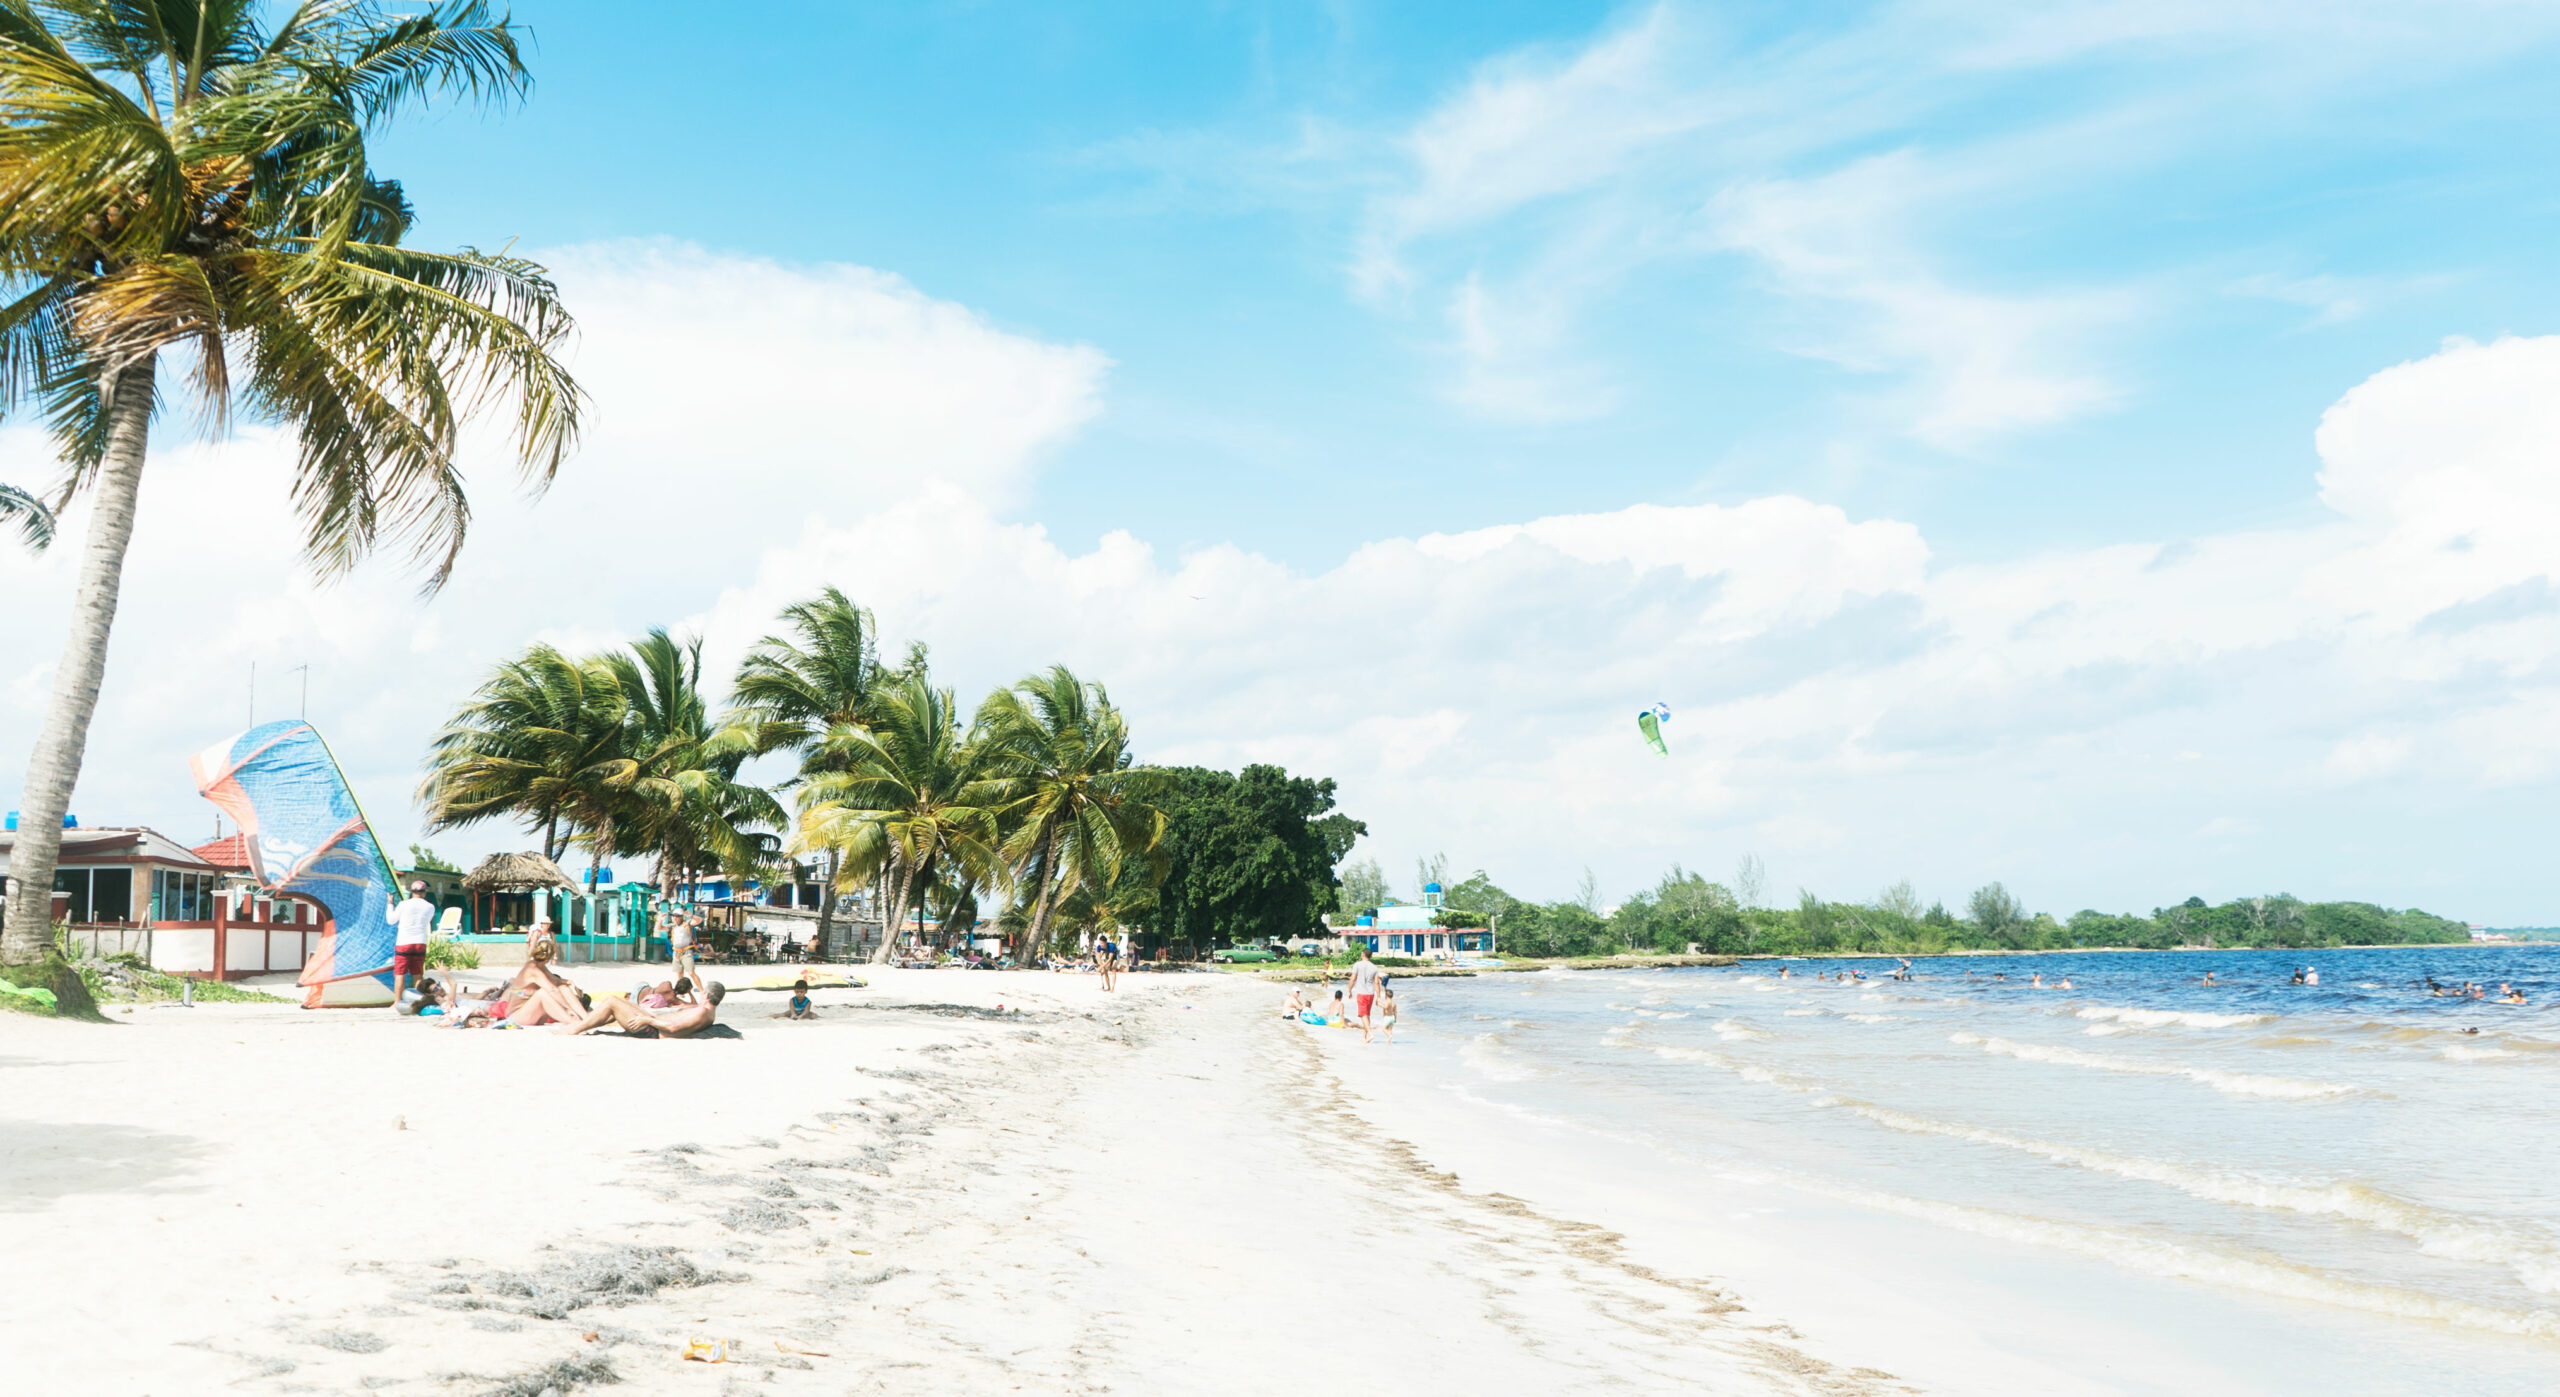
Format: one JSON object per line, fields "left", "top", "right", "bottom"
{"left": 503, "top": 981, "right": 592, "bottom": 1027}
{"left": 558, "top": 982, "right": 725, "bottom": 1038}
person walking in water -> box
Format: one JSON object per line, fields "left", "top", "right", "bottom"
{"left": 388, "top": 879, "right": 435, "bottom": 1006}
{"left": 1349, "top": 947, "right": 1384, "bottom": 1043}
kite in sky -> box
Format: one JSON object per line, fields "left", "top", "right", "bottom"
{"left": 1637, "top": 702, "right": 1670, "bottom": 756}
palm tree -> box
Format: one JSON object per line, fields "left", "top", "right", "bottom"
{"left": 0, "top": 2, "right": 582, "bottom": 964}
{"left": 796, "top": 671, "right": 1003, "bottom": 964}
{"left": 417, "top": 645, "right": 633, "bottom": 866}
{"left": 722, "top": 587, "right": 883, "bottom": 954}
{"left": 977, "top": 666, "right": 1165, "bottom": 964}
{"left": 607, "top": 630, "right": 784, "bottom": 909}
{"left": 2, "top": 481, "right": 51, "bottom": 549}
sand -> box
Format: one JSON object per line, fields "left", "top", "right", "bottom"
{"left": 0, "top": 964, "right": 1909, "bottom": 1395}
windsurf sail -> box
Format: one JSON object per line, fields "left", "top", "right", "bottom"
{"left": 190, "top": 720, "right": 402, "bottom": 1007}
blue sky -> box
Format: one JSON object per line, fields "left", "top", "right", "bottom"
{"left": 13, "top": 1, "right": 2560, "bottom": 921}
{"left": 369, "top": 1, "right": 2560, "bottom": 566}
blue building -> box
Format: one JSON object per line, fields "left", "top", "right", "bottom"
{"left": 1344, "top": 881, "right": 1496, "bottom": 959}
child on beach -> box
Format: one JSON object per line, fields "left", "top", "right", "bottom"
{"left": 777, "top": 979, "right": 816, "bottom": 1019}
{"left": 1378, "top": 987, "right": 1398, "bottom": 1043}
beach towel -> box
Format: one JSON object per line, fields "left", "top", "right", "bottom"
{"left": 191, "top": 721, "right": 401, "bottom": 1007}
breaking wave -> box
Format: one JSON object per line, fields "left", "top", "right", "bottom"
{"left": 2076, "top": 1005, "right": 2275, "bottom": 1030}
{"left": 1950, "top": 1032, "right": 2354, "bottom": 1099}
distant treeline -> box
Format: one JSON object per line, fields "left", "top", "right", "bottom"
{"left": 1352, "top": 867, "right": 2472, "bottom": 958}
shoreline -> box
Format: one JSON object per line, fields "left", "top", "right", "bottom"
{"left": 2, "top": 962, "right": 1905, "bottom": 1394}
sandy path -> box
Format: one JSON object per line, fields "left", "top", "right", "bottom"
{"left": 0, "top": 966, "right": 1899, "bottom": 1395}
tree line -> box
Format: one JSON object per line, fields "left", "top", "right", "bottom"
{"left": 1338, "top": 862, "right": 2472, "bottom": 957}
{"left": 416, "top": 588, "right": 1363, "bottom": 961}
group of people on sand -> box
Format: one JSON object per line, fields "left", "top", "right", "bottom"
{"left": 1280, "top": 949, "right": 1398, "bottom": 1044}
{"left": 386, "top": 879, "right": 727, "bottom": 1038}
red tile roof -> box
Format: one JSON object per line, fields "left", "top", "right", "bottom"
{"left": 191, "top": 832, "right": 254, "bottom": 871}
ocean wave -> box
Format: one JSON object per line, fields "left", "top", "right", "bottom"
{"left": 1644, "top": 1044, "right": 1822, "bottom": 1095}
{"left": 2442, "top": 1043, "right": 2520, "bottom": 1061}
{"left": 1792, "top": 1173, "right": 2560, "bottom": 1341}
{"left": 1949, "top": 1032, "right": 2354, "bottom": 1099}
{"left": 1833, "top": 1099, "right": 2560, "bottom": 1295}
{"left": 2076, "top": 1005, "right": 2275, "bottom": 1030}
{"left": 1842, "top": 1012, "right": 1897, "bottom": 1024}
{"left": 1783, "top": 1008, "right": 1825, "bottom": 1017}
{"left": 1713, "top": 1018, "right": 1770, "bottom": 1042}
{"left": 1459, "top": 1032, "right": 1541, "bottom": 1083}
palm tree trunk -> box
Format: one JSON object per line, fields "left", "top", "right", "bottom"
{"left": 2, "top": 357, "right": 157, "bottom": 966}
{"left": 870, "top": 856, "right": 913, "bottom": 965}
{"left": 812, "top": 847, "right": 837, "bottom": 959}
{"left": 1022, "top": 827, "right": 1064, "bottom": 963}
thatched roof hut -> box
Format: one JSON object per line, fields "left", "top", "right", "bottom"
{"left": 463, "top": 851, "right": 575, "bottom": 893}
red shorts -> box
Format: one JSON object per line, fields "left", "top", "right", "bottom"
{"left": 393, "top": 944, "right": 427, "bottom": 976}
{"left": 1356, "top": 993, "right": 1376, "bottom": 1018}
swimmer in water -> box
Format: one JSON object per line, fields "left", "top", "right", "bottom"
{"left": 2305, "top": 967, "right": 2319, "bottom": 986}
{"left": 2202, "top": 970, "right": 2216, "bottom": 986}
{"left": 2030, "top": 972, "right": 2045, "bottom": 988}
{"left": 2289, "top": 968, "right": 2305, "bottom": 985}
{"left": 2500, "top": 983, "right": 2526, "bottom": 1005}
{"left": 2056, "top": 977, "right": 2074, "bottom": 990}
{"left": 1779, "top": 967, "right": 1791, "bottom": 979}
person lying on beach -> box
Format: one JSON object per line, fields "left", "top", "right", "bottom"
{"left": 775, "top": 980, "right": 817, "bottom": 1019}
{"left": 558, "top": 982, "right": 724, "bottom": 1038}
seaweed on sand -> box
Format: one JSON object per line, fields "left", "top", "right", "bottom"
{"left": 477, "top": 1354, "right": 619, "bottom": 1396}
{"left": 444, "top": 1245, "right": 739, "bottom": 1320}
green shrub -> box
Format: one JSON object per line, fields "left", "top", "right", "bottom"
{"left": 427, "top": 937, "right": 481, "bottom": 969}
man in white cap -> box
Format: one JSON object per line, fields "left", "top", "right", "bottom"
{"left": 389, "top": 879, "right": 436, "bottom": 1005}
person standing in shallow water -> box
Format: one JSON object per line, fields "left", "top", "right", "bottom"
{"left": 1349, "top": 947, "right": 1384, "bottom": 1043}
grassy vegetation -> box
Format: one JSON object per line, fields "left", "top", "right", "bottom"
{"left": 0, "top": 953, "right": 287, "bottom": 1015}
{"left": 427, "top": 936, "right": 482, "bottom": 970}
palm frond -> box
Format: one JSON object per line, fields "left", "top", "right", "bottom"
{"left": 0, "top": 479, "right": 54, "bottom": 548}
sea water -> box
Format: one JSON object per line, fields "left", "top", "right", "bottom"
{"left": 1373, "top": 947, "right": 2560, "bottom": 1394}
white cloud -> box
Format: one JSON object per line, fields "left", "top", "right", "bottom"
{"left": 1325, "top": 2, "right": 2560, "bottom": 443}
{"left": 9, "top": 263, "right": 2560, "bottom": 919}
{"left": 0, "top": 241, "right": 1110, "bottom": 866}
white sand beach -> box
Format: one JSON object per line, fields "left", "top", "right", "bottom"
{"left": 0, "top": 965, "right": 1914, "bottom": 1396}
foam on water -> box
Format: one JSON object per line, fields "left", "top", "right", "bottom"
{"left": 1950, "top": 1032, "right": 2355, "bottom": 1099}
{"left": 1459, "top": 1032, "right": 1541, "bottom": 1083}
{"left": 1713, "top": 1018, "right": 1770, "bottom": 1042}
{"left": 2076, "top": 1005, "right": 2276, "bottom": 1031}
{"left": 1792, "top": 1172, "right": 2560, "bottom": 1343}
{"left": 1832, "top": 1098, "right": 2560, "bottom": 1295}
